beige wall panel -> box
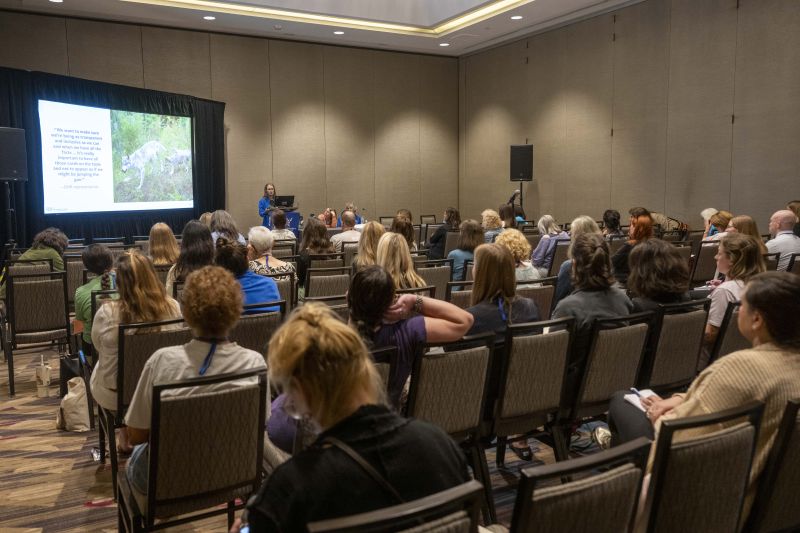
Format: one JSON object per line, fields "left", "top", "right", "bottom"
{"left": 559, "top": 15, "right": 614, "bottom": 220}
{"left": 731, "top": 0, "right": 800, "bottom": 226}
{"left": 0, "top": 12, "right": 67, "bottom": 74}
{"left": 525, "top": 29, "right": 567, "bottom": 222}
{"left": 66, "top": 20, "right": 144, "bottom": 87}
{"left": 269, "top": 41, "right": 326, "bottom": 215}
{"left": 665, "top": 0, "right": 737, "bottom": 226}
{"left": 374, "top": 52, "right": 421, "bottom": 219}
{"left": 323, "top": 46, "right": 375, "bottom": 220}
{"left": 419, "top": 55, "right": 459, "bottom": 220}
{"left": 141, "top": 27, "right": 211, "bottom": 99}
{"left": 210, "top": 34, "right": 271, "bottom": 231}
{"left": 610, "top": 0, "right": 670, "bottom": 215}
{"left": 461, "top": 42, "right": 527, "bottom": 220}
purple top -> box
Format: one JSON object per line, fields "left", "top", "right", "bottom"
{"left": 531, "top": 231, "right": 568, "bottom": 270}
{"left": 373, "top": 315, "right": 427, "bottom": 406}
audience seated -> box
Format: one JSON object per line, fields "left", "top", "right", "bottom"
{"left": 246, "top": 226, "right": 296, "bottom": 281}
{"left": 74, "top": 244, "right": 114, "bottom": 349}
{"left": 317, "top": 207, "right": 338, "bottom": 228}
{"left": 553, "top": 216, "right": 602, "bottom": 306}
{"left": 498, "top": 203, "right": 517, "bottom": 229}
{"left": 700, "top": 207, "right": 719, "bottom": 238}
{"left": 352, "top": 221, "right": 385, "bottom": 272}
{"left": 269, "top": 209, "right": 296, "bottom": 241}
{"left": 725, "top": 215, "right": 767, "bottom": 253}
{"left": 330, "top": 210, "right": 361, "bottom": 252}
{"left": 166, "top": 220, "right": 215, "bottom": 296}
{"left": 215, "top": 238, "right": 280, "bottom": 314}
{"left": 766, "top": 209, "right": 800, "bottom": 270}
{"left": 210, "top": 209, "right": 246, "bottom": 246}
{"left": 447, "top": 219, "right": 483, "bottom": 282}
{"left": 427, "top": 207, "right": 460, "bottom": 260}
{"left": 702, "top": 233, "right": 766, "bottom": 367}
{"left": 91, "top": 251, "right": 182, "bottom": 453}
{"left": 788, "top": 200, "right": 800, "bottom": 237}
{"left": 602, "top": 209, "right": 623, "bottom": 239}
{"left": 395, "top": 208, "right": 413, "bottom": 223}
{"left": 611, "top": 207, "right": 654, "bottom": 286}
{"left": 124, "top": 265, "right": 268, "bottom": 494}
{"left": 376, "top": 232, "right": 426, "bottom": 290}
{"left": 531, "top": 215, "right": 568, "bottom": 277}
{"left": 495, "top": 229, "right": 540, "bottom": 285}
{"left": 703, "top": 210, "right": 734, "bottom": 241}
{"left": 0, "top": 227, "right": 68, "bottom": 301}
{"left": 296, "top": 217, "right": 335, "bottom": 290}
{"left": 147, "top": 222, "right": 179, "bottom": 265}
{"left": 348, "top": 265, "right": 473, "bottom": 406}
{"left": 389, "top": 217, "right": 417, "bottom": 251}
{"left": 336, "top": 201, "right": 363, "bottom": 227}
{"left": 481, "top": 209, "right": 504, "bottom": 243}
{"left": 627, "top": 239, "right": 690, "bottom": 313}
{"left": 198, "top": 211, "right": 212, "bottom": 228}
{"left": 242, "top": 303, "right": 470, "bottom": 532}
{"left": 607, "top": 271, "right": 800, "bottom": 515}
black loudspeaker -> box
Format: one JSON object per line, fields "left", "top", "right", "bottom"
{"left": 0, "top": 127, "right": 28, "bottom": 182}
{"left": 510, "top": 144, "right": 533, "bottom": 182}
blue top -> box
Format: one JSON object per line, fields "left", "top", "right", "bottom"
{"left": 259, "top": 197, "right": 274, "bottom": 227}
{"left": 237, "top": 271, "right": 281, "bottom": 314}
{"left": 337, "top": 214, "right": 363, "bottom": 227}
{"left": 447, "top": 248, "right": 474, "bottom": 282}
{"left": 553, "top": 259, "right": 573, "bottom": 307}
{"left": 531, "top": 231, "right": 568, "bottom": 269}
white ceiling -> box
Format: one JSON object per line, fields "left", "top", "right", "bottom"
{"left": 0, "top": 0, "right": 644, "bottom": 56}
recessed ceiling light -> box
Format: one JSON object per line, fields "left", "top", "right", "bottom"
{"left": 439, "top": 43, "right": 450, "bottom": 47}
{"left": 334, "top": 31, "right": 344, "bottom": 35}
{"left": 511, "top": 15, "right": 523, "bottom": 20}
{"left": 49, "top": 0, "right": 63, "bottom": 3}
{"left": 203, "top": 15, "right": 215, "bottom": 20}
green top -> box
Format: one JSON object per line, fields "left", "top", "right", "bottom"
{"left": 74, "top": 276, "right": 104, "bottom": 344}
{"left": 0, "top": 246, "right": 65, "bottom": 299}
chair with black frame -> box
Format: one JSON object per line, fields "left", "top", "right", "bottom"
{"left": 463, "top": 259, "right": 474, "bottom": 282}
{"left": 93, "top": 237, "right": 126, "bottom": 245}
{"left": 265, "top": 271, "right": 297, "bottom": 312}
{"left": 516, "top": 276, "right": 558, "bottom": 321}
{"left": 310, "top": 252, "right": 345, "bottom": 270}
{"left": 171, "top": 280, "right": 185, "bottom": 302}
{"left": 493, "top": 318, "right": 574, "bottom": 468}
{"left": 272, "top": 239, "right": 297, "bottom": 258}
{"left": 415, "top": 259, "right": 453, "bottom": 301}
{"left": 305, "top": 267, "right": 351, "bottom": 299}
{"left": 341, "top": 241, "right": 360, "bottom": 266}
{"left": 442, "top": 230, "right": 461, "bottom": 258}
{"left": 524, "top": 232, "right": 543, "bottom": 252}
{"left": 3, "top": 270, "right": 71, "bottom": 397}
{"left": 4, "top": 247, "right": 29, "bottom": 260}
{"left": 661, "top": 230, "right": 685, "bottom": 242}
{"left": 445, "top": 280, "right": 473, "bottom": 309}
{"left": 396, "top": 285, "right": 436, "bottom": 299}
{"left": 509, "top": 437, "right": 651, "bottom": 533}
{"left": 420, "top": 214, "right": 437, "bottom": 225}
{"left": 763, "top": 252, "right": 780, "bottom": 272}
{"left": 108, "top": 244, "right": 144, "bottom": 261}
{"left": 132, "top": 236, "right": 150, "bottom": 256}
{"left": 307, "top": 480, "right": 484, "bottom": 533}
{"left": 546, "top": 239, "right": 571, "bottom": 277}
{"left": 555, "top": 312, "right": 655, "bottom": 461}
{"left": 708, "top": 301, "right": 749, "bottom": 365}
{"left": 369, "top": 345, "right": 398, "bottom": 392}
{"left": 64, "top": 253, "right": 85, "bottom": 305}
{"left": 303, "top": 295, "right": 350, "bottom": 322}
{"left": 379, "top": 216, "right": 395, "bottom": 227}
{"left": 672, "top": 241, "right": 693, "bottom": 267}
{"left": 643, "top": 401, "right": 764, "bottom": 533}
{"left": 423, "top": 223, "right": 443, "bottom": 248}
{"left": 608, "top": 234, "right": 628, "bottom": 256}
{"left": 690, "top": 242, "right": 720, "bottom": 285}
{"left": 405, "top": 332, "right": 496, "bottom": 523}
{"left": 229, "top": 301, "right": 286, "bottom": 357}
{"left": 78, "top": 289, "right": 118, "bottom": 431}
{"left": 152, "top": 264, "right": 173, "bottom": 287}
{"left": 637, "top": 299, "right": 710, "bottom": 394}
{"left": 412, "top": 224, "right": 422, "bottom": 250}
{"left": 117, "top": 368, "right": 268, "bottom": 532}
{"left": 4, "top": 257, "right": 54, "bottom": 277}
{"left": 745, "top": 399, "right": 800, "bottom": 533}
{"left": 787, "top": 252, "right": 800, "bottom": 274}
{"left": 98, "top": 318, "right": 192, "bottom": 500}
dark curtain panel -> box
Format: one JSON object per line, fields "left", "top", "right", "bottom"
{"left": 0, "top": 67, "right": 225, "bottom": 247}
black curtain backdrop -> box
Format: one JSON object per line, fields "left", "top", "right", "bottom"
{"left": 0, "top": 67, "right": 225, "bottom": 247}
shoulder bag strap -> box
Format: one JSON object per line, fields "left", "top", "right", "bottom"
{"left": 322, "top": 436, "right": 405, "bottom": 504}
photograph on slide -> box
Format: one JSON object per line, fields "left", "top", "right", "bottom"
{"left": 111, "top": 111, "right": 193, "bottom": 203}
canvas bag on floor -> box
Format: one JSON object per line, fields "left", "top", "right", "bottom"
{"left": 56, "top": 377, "right": 91, "bottom": 432}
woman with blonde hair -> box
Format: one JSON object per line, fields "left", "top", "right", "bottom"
{"left": 244, "top": 303, "right": 470, "bottom": 531}
{"left": 725, "top": 215, "right": 767, "bottom": 253}
{"left": 376, "top": 232, "right": 426, "bottom": 290}
{"left": 148, "top": 222, "right": 179, "bottom": 265}
{"left": 91, "top": 251, "right": 181, "bottom": 453}
{"left": 247, "top": 225, "right": 296, "bottom": 281}
{"left": 495, "top": 228, "right": 540, "bottom": 285}
{"left": 553, "top": 216, "right": 603, "bottom": 306}
{"left": 703, "top": 209, "right": 734, "bottom": 241}
{"left": 481, "top": 208, "right": 504, "bottom": 243}
{"left": 352, "top": 221, "right": 385, "bottom": 272}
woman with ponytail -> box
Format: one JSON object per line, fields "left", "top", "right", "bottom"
{"left": 74, "top": 244, "right": 115, "bottom": 349}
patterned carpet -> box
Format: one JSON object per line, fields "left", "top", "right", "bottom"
{"left": 0, "top": 346, "right": 562, "bottom": 531}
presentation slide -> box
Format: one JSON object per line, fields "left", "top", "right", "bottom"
{"left": 39, "top": 100, "right": 194, "bottom": 214}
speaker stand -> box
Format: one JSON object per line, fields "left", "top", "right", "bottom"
{"left": 3, "top": 181, "right": 17, "bottom": 258}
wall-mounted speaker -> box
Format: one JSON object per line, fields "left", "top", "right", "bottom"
{"left": 0, "top": 127, "right": 28, "bottom": 182}
{"left": 510, "top": 144, "right": 533, "bottom": 182}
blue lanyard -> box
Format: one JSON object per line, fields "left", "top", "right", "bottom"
{"left": 196, "top": 337, "right": 227, "bottom": 375}
{"left": 497, "top": 297, "right": 507, "bottom": 322}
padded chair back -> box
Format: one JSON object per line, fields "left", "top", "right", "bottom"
{"left": 133, "top": 238, "right": 150, "bottom": 256}
{"left": 516, "top": 284, "right": 555, "bottom": 320}
{"left": 147, "top": 370, "right": 267, "bottom": 521}
{"left": 303, "top": 295, "right": 350, "bottom": 322}
{"left": 746, "top": 399, "right": 800, "bottom": 533}
{"left": 273, "top": 239, "right": 297, "bottom": 257}
{"left": 547, "top": 240, "right": 570, "bottom": 277}
{"left": 5, "top": 259, "right": 54, "bottom": 285}
{"left": 326, "top": 227, "right": 342, "bottom": 239}
{"left": 511, "top": 438, "right": 651, "bottom": 533}
{"left": 229, "top": 303, "right": 285, "bottom": 356}
{"left": 342, "top": 242, "right": 360, "bottom": 266}
{"left": 406, "top": 334, "right": 493, "bottom": 438}
{"left": 763, "top": 252, "right": 780, "bottom": 271}
{"left": 423, "top": 223, "right": 443, "bottom": 247}
{"left": 307, "top": 480, "right": 483, "bottom": 533}
{"left": 153, "top": 264, "right": 173, "bottom": 286}
{"left": 64, "top": 254, "right": 84, "bottom": 302}
{"left": 443, "top": 231, "right": 461, "bottom": 257}
{"left": 413, "top": 225, "right": 422, "bottom": 249}
{"left": 93, "top": 237, "right": 125, "bottom": 245}
{"left": 445, "top": 281, "right": 474, "bottom": 309}
{"left": 691, "top": 242, "right": 719, "bottom": 285}
{"left": 305, "top": 268, "right": 351, "bottom": 298}
{"left": 646, "top": 401, "right": 764, "bottom": 533}
{"left": 310, "top": 256, "right": 345, "bottom": 269}
{"left": 118, "top": 319, "right": 192, "bottom": 409}
{"left": 172, "top": 281, "right": 185, "bottom": 302}
{"left": 787, "top": 252, "right": 800, "bottom": 274}
{"left": 266, "top": 272, "right": 296, "bottom": 312}
{"left": 370, "top": 345, "right": 398, "bottom": 392}
{"left": 7, "top": 271, "right": 70, "bottom": 343}
{"left": 420, "top": 214, "right": 437, "bottom": 225}
{"left": 674, "top": 244, "right": 692, "bottom": 266}
{"left": 396, "top": 285, "right": 436, "bottom": 299}
{"left": 379, "top": 216, "right": 394, "bottom": 227}
{"left": 709, "top": 301, "right": 749, "bottom": 364}
{"left": 525, "top": 233, "right": 543, "bottom": 251}
{"left": 464, "top": 259, "right": 474, "bottom": 281}
{"left": 416, "top": 260, "right": 453, "bottom": 300}
{"left": 642, "top": 300, "right": 709, "bottom": 392}
{"left": 609, "top": 236, "right": 627, "bottom": 256}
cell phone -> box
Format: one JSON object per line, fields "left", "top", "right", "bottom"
{"left": 240, "top": 526, "right": 250, "bottom": 533}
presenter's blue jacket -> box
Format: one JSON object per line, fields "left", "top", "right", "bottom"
{"left": 237, "top": 271, "right": 281, "bottom": 314}
{"left": 259, "top": 197, "right": 273, "bottom": 227}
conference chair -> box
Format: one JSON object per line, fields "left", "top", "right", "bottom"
{"left": 171, "top": 280, "right": 185, "bottom": 302}
{"left": 524, "top": 232, "right": 543, "bottom": 251}
{"left": 413, "top": 224, "right": 422, "bottom": 249}
{"left": 4, "top": 257, "right": 53, "bottom": 276}
{"left": 509, "top": 437, "right": 651, "bottom": 533}
{"left": 305, "top": 267, "right": 351, "bottom": 299}
{"left": 406, "top": 332, "right": 496, "bottom": 523}
{"left": 341, "top": 241, "right": 359, "bottom": 266}
{"left": 608, "top": 234, "right": 627, "bottom": 256}
{"left": 131, "top": 236, "right": 149, "bottom": 255}
{"left": 763, "top": 252, "right": 780, "bottom": 271}
{"left": 516, "top": 276, "right": 557, "bottom": 320}
{"left": 445, "top": 280, "right": 474, "bottom": 309}
{"left": 415, "top": 259, "right": 453, "bottom": 300}
{"left": 309, "top": 252, "right": 345, "bottom": 269}
{"left": 153, "top": 264, "right": 172, "bottom": 287}
{"left": 787, "top": 252, "right": 800, "bottom": 274}
{"left": 690, "top": 242, "right": 719, "bottom": 285}
{"left": 637, "top": 299, "right": 710, "bottom": 393}
{"left": 265, "top": 271, "right": 297, "bottom": 311}
{"left": 117, "top": 369, "right": 268, "bottom": 532}
{"left": 644, "top": 401, "right": 764, "bottom": 533}
{"left": 229, "top": 301, "right": 286, "bottom": 356}
{"left": 303, "top": 295, "right": 350, "bottom": 322}
{"left": 369, "top": 345, "right": 398, "bottom": 392}
{"left": 745, "top": 399, "right": 800, "bottom": 533}
{"left": 69, "top": 238, "right": 86, "bottom": 245}
{"left": 420, "top": 214, "right": 437, "bottom": 225}
{"left": 546, "top": 239, "right": 571, "bottom": 277}
{"left": 463, "top": 259, "right": 474, "bottom": 282}
{"left": 64, "top": 253, "right": 84, "bottom": 305}
{"left": 686, "top": 230, "right": 705, "bottom": 250}
{"left": 307, "top": 480, "right": 483, "bottom": 533}
{"left": 443, "top": 230, "right": 461, "bottom": 257}
{"left": 3, "top": 271, "right": 71, "bottom": 397}
{"left": 423, "top": 223, "right": 443, "bottom": 248}
{"left": 272, "top": 239, "right": 297, "bottom": 257}
{"left": 379, "top": 216, "right": 395, "bottom": 227}
{"left": 325, "top": 227, "right": 342, "bottom": 239}
{"left": 93, "top": 237, "right": 125, "bottom": 245}
{"left": 396, "top": 285, "right": 436, "bottom": 299}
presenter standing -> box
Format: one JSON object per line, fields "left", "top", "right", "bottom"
{"left": 259, "top": 183, "right": 277, "bottom": 227}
